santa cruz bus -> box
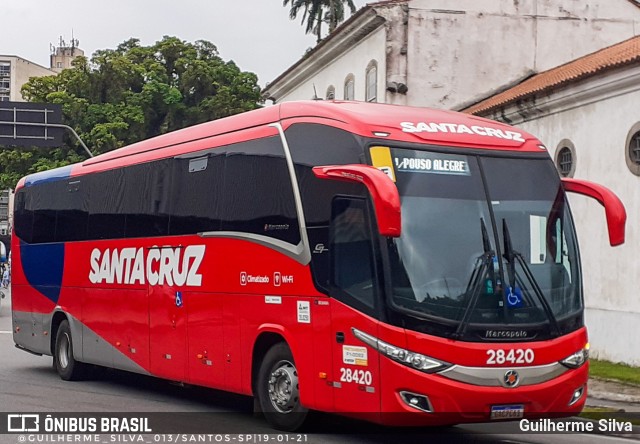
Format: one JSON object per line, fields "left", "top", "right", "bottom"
{"left": 12, "top": 101, "right": 625, "bottom": 430}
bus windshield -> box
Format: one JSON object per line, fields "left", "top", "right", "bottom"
{"left": 383, "top": 147, "right": 581, "bottom": 339}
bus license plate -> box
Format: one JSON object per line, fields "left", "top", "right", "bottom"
{"left": 490, "top": 404, "right": 524, "bottom": 420}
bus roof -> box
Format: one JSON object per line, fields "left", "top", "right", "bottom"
{"left": 19, "top": 101, "right": 544, "bottom": 188}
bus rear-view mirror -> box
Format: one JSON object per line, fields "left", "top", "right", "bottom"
{"left": 312, "top": 164, "right": 401, "bottom": 237}
{"left": 562, "top": 178, "right": 626, "bottom": 246}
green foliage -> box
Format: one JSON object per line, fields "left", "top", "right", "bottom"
{"left": 0, "top": 146, "right": 83, "bottom": 189}
{"left": 284, "top": 0, "right": 357, "bottom": 42}
{"left": 0, "top": 36, "right": 262, "bottom": 190}
{"left": 590, "top": 359, "right": 640, "bottom": 386}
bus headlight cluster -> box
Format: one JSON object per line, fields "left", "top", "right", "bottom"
{"left": 352, "top": 328, "right": 451, "bottom": 374}
{"left": 560, "top": 344, "right": 589, "bottom": 369}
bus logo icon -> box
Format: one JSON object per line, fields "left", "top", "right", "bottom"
{"left": 7, "top": 414, "right": 40, "bottom": 432}
{"left": 240, "top": 272, "right": 247, "bottom": 286}
{"left": 503, "top": 370, "right": 520, "bottom": 388}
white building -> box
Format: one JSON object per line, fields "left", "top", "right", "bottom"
{"left": 0, "top": 55, "right": 55, "bottom": 102}
{"left": 50, "top": 38, "right": 84, "bottom": 73}
{"left": 464, "top": 36, "right": 640, "bottom": 366}
{"left": 263, "top": 0, "right": 640, "bottom": 110}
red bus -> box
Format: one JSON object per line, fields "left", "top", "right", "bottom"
{"left": 12, "top": 101, "right": 625, "bottom": 430}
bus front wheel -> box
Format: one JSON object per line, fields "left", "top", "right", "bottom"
{"left": 257, "top": 342, "right": 308, "bottom": 431}
{"left": 54, "top": 320, "right": 85, "bottom": 381}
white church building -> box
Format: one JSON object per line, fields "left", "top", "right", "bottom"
{"left": 264, "top": 0, "right": 640, "bottom": 364}
{"left": 465, "top": 35, "right": 640, "bottom": 365}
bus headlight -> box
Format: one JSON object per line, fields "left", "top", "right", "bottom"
{"left": 352, "top": 328, "right": 451, "bottom": 374}
{"left": 560, "top": 344, "right": 589, "bottom": 369}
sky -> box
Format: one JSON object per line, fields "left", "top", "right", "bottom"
{"left": 4, "top": 0, "right": 367, "bottom": 88}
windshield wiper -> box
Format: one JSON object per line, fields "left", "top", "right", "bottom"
{"left": 454, "top": 218, "right": 494, "bottom": 339}
{"left": 502, "top": 219, "right": 562, "bottom": 337}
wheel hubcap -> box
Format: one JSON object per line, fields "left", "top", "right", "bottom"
{"left": 59, "top": 332, "right": 70, "bottom": 369}
{"left": 267, "top": 360, "right": 299, "bottom": 413}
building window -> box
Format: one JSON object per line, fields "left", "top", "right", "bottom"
{"left": 344, "top": 74, "right": 355, "bottom": 100}
{"left": 626, "top": 123, "right": 640, "bottom": 176}
{"left": 554, "top": 140, "right": 576, "bottom": 178}
{"left": 630, "top": 132, "right": 640, "bottom": 164}
{"left": 0, "top": 94, "right": 9, "bottom": 102}
{"left": 365, "top": 61, "right": 377, "bottom": 102}
{"left": 557, "top": 148, "right": 573, "bottom": 176}
{"left": 326, "top": 85, "right": 335, "bottom": 100}
{"left": 0, "top": 62, "right": 10, "bottom": 77}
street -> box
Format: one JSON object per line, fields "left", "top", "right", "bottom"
{"left": 0, "top": 288, "right": 637, "bottom": 444}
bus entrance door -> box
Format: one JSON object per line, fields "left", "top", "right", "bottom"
{"left": 330, "top": 302, "right": 381, "bottom": 418}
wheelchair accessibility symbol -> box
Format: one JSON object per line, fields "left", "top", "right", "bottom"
{"left": 506, "top": 286, "right": 523, "bottom": 308}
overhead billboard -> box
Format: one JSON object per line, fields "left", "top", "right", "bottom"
{"left": 0, "top": 101, "right": 64, "bottom": 147}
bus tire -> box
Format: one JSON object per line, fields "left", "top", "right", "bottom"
{"left": 54, "top": 320, "right": 85, "bottom": 381}
{"left": 257, "top": 342, "right": 308, "bottom": 431}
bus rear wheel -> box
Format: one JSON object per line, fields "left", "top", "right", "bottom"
{"left": 54, "top": 320, "right": 85, "bottom": 381}
{"left": 257, "top": 342, "right": 308, "bottom": 431}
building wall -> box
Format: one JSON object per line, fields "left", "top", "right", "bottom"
{"left": 0, "top": 190, "right": 9, "bottom": 235}
{"left": 0, "top": 56, "right": 55, "bottom": 102}
{"left": 480, "top": 67, "right": 640, "bottom": 365}
{"left": 269, "top": 27, "right": 387, "bottom": 103}
{"left": 50, "top": 46, "right": 85, "bottom": 73}
{"left": 266, "top": 0, "right": 640, "bottom": 109}
{"left": 406, "top": 0, "right": 640, "bottom": 109}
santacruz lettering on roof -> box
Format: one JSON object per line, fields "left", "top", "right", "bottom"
{"left": 88, "top": 245, "right": 205, "bottom": 286}
{"left": 400, "top": 121, "right": 525, "bottom": 142}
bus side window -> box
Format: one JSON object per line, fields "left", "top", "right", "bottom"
{"left": 123, "top": 161, "right": 171, "bottom": 238}
{"left": 87, "top": 169, "right": 126, "bottom": 240}
{"left": 55, "top": 180, "right": 88, "bottom": 242}
{"left": 220, "top": 137, "right": 300, "bottom": 245}
{"left": 169, "top": 154, "right": 223, "bottom": 235}
{"left": 31, "top": 182, "right": 60, "bottom": 244}
{"left": 14, "top": 189, "right": 33, "bottom": 243}
{"left": 329, "top": 197, "right": 377, "bottom": 315}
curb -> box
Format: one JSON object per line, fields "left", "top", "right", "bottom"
{"left": 588, "top": 390, "right": 640, "bottom": 405}
{"left": 588, "top": 377, "right": 640, "bottom": 406}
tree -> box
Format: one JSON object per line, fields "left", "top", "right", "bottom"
{"left": 0, "top": 36, "right": 262, "bottom": 189}
{"left": 284, "top": 0, "right": 357, "bottom": 42}
{"left": 326, "top": 0, "right": 357, "bottom": 33}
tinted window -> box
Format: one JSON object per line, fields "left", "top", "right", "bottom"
{"left": 14, "top": 190, "right": 33, "bottom": 243}
{"left": 32, "top": 210, "right": 56, "bottom": 243}
{"left": 286, "top": 123, "right": 365, "bottom": 227}
{"left": 124, "top": 161, "right": 171, "bottom": 237}
{"left": 286, "top": 124, "right": 367, "bottom": 293}
{"left": 220, "top": 137, "right": 300, "bottom": 245}
{"left": 169, "top": 154, "right": 224, "bottom": 235}
{"left": 16, "top": 135, "right": 304, "bottom": 245}
{"left": 55, "top": 180, "right": 88, "bottom": 242}
{"left": 15, "top": 180, "right": 88, "bottom": 244}
{"left": 88, "top": 168, "right": 126, "bottom": 240}
{"left": 30, "top": 180, "right": 67, "bottom": 244}
{"left": 330, "top": 197, "right": 377, "bottom": 314}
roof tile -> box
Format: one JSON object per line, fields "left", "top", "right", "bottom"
{"left": 464, "top": 35, "right": 640, "bottom": 115}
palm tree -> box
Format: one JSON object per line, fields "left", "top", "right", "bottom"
{"left": 326, "top": 0, "right": 357, "bottom": 33}
{"left": 283, "top": 0, "right": 357, "bottom": 43}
